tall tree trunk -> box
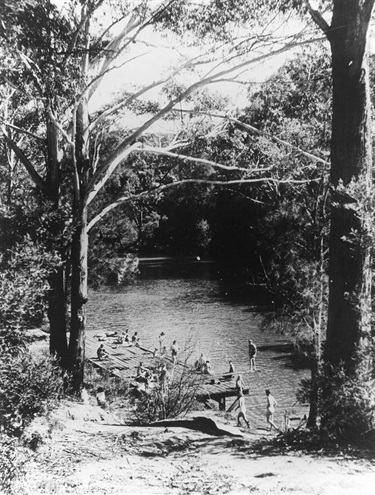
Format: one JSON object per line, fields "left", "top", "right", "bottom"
{"left": 48, "top": 267, "right": 68, "bottom": 364}
{"left": 68, "top": 8, "right": 91, "bottom": 388}
{"left": 68, "top": 204, "right": 88, "bottom": 391}
{"left": 45, "top": 112, "right": 68, "bottom": 363}
{"left": 326, "top": 1, "right": 374, "bottom": 372}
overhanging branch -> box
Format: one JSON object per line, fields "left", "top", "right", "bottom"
{"left": 139, "top": 145, "right": 275, "bottom": 174}
{"left": 88, "top": 176, "right": 319, "bottom": 232}
{"left": 175, "top": 109, "right": 330, "bottom": 167}
{"left": 2, "top": 129, "right": 46, "bottom": 192}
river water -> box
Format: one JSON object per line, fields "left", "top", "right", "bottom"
{"left": 87, "top": 258, "right": 310, "bottom": 428}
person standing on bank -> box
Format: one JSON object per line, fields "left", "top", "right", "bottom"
{"left": 237, "top": 390, "right": 250, "bottom": 429}
{"left": 265, "top": 389, "right": 278, "bottom": 431}
{"left": 248, "top": 339, "right": 257, "bottom": 371}
{"left": 159, "top": 332, "right": 165, "bottom": 353}
{"left": 171, "top": 340, "right": 180, "bottom": 364}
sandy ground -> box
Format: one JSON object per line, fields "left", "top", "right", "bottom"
{"left": 12, "top": 398, "right": 375, "bottom": 495}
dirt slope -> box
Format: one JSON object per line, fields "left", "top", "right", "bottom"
{"left": 12, "top": 399, "right": 375, "bottom": 495}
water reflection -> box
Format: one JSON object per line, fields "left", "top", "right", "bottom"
{"left": 87, "top": 258, "right": 310, "bottom": 426}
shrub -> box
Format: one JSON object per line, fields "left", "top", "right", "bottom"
{"left": 0, "top": 237, "right": 59, "bottom": 331}
{"left": 133, "top": 363, "right": 203, "bottom": 424}
{"left": 0, "top": 349, "right": 67, "bottom": 436}
{"left": 298, "top": 363, "right": 375, "bottom": 447}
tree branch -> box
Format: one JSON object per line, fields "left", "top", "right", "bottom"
{"left": 140, "top": 145, "right": 275, "bottom": 174}
{"left": 2, "top": 129, "right": 46, "bottom": 192}
{"left": 87, "top": 22, "right": 325, "bottom": 206}
{"left": 175, "top": 109, "right": 330, "bottom": 167}
{"left": 47, "top": 107, "right": 74, "bottom": 146}
{"left": 304, "top": 0, "right": 331, "bottom": 37}
{"left": 86, "top": 142, "right": 141, "bottom": 206}
{"left": 3, "top": 122, "right": 44, "bottom": 142}
{"left": 87, "top": 176, "right": 319, "bottom": 232}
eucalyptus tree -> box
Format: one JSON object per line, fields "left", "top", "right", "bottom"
{"left": 1, "top": 0, "right": 316, "bottom": 389}
{"left": 301, "top": 1, "right": 375, "bottom": 374}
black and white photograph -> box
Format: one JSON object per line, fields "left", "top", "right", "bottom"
{"left": 1, "top": 1, "right": 375, "bottom": 494}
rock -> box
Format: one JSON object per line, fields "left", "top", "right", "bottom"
{"left": 26, "top": 328, "right": 48, "bottom": 340}
{"left": 149, "top": 416, "right": 243, "bottom": 437}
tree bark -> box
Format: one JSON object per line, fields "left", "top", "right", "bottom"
{"left": 68, "top": 204, "right": 88, "bottom": 391}
{"left": 326, "top": 0, "right": 374, "bottom": 372}
{"left": 45, "top": 113, "right": 69, "bottom": 364}
{"left": 48, "top": 267, "right": 68, "bottom": 363}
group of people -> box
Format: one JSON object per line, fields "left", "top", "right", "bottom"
{"left": 136, "top": 361, "right": 168, "bottom": 392}
{"left": 234, "top": 372, "right": 278, "bottom": 431}
{"left": 155, "top": 333, "right": 181, "bottom": 364}
{"left": 96, "top": 329, "right": 141, "bottom": 348}
{"left": 96, "top": 329, "right": 278, "bottom": 431}
{"left": 195, "top": 353, "right": 213, "bottom": 374}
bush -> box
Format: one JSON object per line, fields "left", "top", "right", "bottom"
{"left": 0, "top": 349, "right": 67, "bottom": 436}
{"left": 298, "top": 363, "right": 375, "bottom": 447}
{"left": 133, "top": 364, "right": 203, "bottom": 424}
{"left": 0, "top": 237, "right": 59, "bottom": 331}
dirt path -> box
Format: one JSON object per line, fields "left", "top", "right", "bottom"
{"left": 14, "top": 400, "right": 375, "bottom": 495}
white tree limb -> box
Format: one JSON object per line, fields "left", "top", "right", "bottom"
{"left": 87, "top": 176, "right": 319, "bottom": 232}
{"left": 139, "top": 145, "right": 275, "bottom": 174}
{"left": 175, "top": 109, "right": 330, "bottom": 166}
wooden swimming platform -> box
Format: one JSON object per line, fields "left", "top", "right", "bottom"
{"left": 85, "top": 334, "right": 248, "bottom": 410}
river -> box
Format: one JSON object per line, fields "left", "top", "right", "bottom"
{"left": 87, "top": 258, "right": 310, "bottom": 428}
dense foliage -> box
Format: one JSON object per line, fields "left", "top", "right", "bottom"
{"left": 0, "top": 237, "right": 58, "bottom": 334}
{"left": 298, "top": 364, "right": 375, "bottom": 447}
{"left": 0, "top": 350, "right": 67, "bottom": 436}
{"left": 133, "top": 366, "right": 203, "bottom": 424}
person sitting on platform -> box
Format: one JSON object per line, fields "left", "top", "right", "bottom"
{"left": 228, "top": 360, "right": 235, "bottom": 374}
{"left": 203, "top": 359, "right": 213, "bottom": 374}
{"left": 105, "top": 331, "right": 118, "bottom": 338}
{"left": 195, "top": 353, "right": 207, "bottom": 371}
{"left": 97, "top": 344, "right": 109, "bottom": 361}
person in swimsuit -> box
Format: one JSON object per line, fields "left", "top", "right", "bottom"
{"left": 248, "top": 339, "right": 257, "bottom": 371}
{"left": 266, "top": 389, "right": 278, "bottom": 431}
{"left": 237, "top": 390, "right": 250, "bottom": 428}
{"left": 97, "top": 344, "right": 109, "bottom": 360}
{"left": 171, "top": 340, "right": 180, "bottom": 364}
{"left": 235, "top": 374, "right": 246, "bottom": 394}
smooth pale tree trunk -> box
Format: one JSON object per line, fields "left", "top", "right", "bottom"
{"left": 326, "top": 0, "right": 374, "bottom": 373}
{"left": 68, "top": 75, "right": 90, "bottom": 390}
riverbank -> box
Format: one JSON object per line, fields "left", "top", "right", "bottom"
{"left": 15, "top": 397, "right": 375, "bottom": 495}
